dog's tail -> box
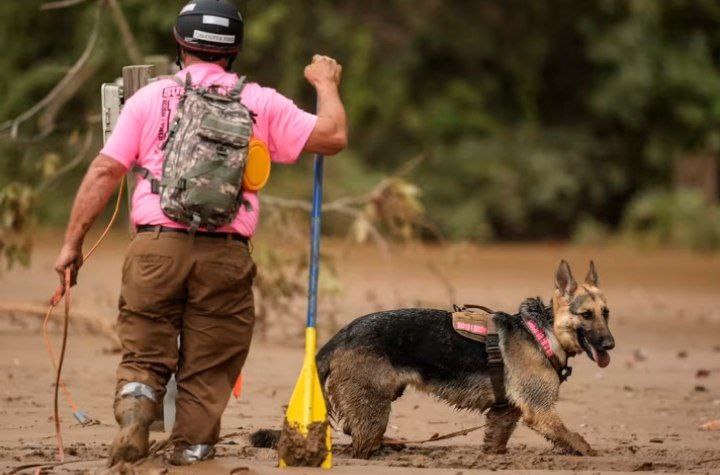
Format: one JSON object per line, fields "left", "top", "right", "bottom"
{"left": 249, "top": 428, "right": 281, "bottom": 449}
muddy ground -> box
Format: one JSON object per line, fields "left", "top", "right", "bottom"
{"left": 1, "top": 232, "right": 719, "bottom": 474}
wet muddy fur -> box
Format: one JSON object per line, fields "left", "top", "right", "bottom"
{"left": 253, "top": 262, "right": 613, "bottom": 460}
{"left": 320, "top": 262, "right": 613, "bottom": 458}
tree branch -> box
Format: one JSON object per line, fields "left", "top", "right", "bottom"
{"left": 1, "top": 0, "right": 103, "bottom": 139}
{"left": 40, "top": 0, "right": 89, "bottom": 10}
{"left": 107, "top": 0, "right": 144, "bottom": 65}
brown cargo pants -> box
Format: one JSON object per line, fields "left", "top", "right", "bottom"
{"left": 115, "top": 229, "right": 256, "bottom": 447}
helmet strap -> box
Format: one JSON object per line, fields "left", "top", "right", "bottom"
{"left": 175, "top": 44, "right": 183, "bottom": 69}
{"left": 226, "top": 55, "right": 236, "bottom": 72}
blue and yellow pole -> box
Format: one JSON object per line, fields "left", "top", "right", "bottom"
{"left": 280, "top": 154, "right": 332, "bottom": 468}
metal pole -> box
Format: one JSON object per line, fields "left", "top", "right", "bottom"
{"left": 306, "top": 154, "right": 324, "bottom": 329}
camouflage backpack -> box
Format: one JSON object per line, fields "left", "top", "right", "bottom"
{"left": 134, "top": 73, "right": 254, "bottom": 232}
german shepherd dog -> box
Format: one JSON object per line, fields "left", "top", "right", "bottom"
{"left": 309, "top": 260, "right": 615, "bottom": 458}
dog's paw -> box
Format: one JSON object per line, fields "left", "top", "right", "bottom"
{"left": 552, "top": 442, "right": 596, "bottom": 456}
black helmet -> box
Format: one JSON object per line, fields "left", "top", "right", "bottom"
{"left": 174, "top": 0, "right": 243, "bottom": 56}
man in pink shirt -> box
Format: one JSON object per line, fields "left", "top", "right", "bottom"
{"left": 53, "top": 0, "right": 346, "bottom": 466}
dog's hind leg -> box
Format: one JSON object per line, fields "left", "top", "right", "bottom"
{"left": 483, "top": 405, "right": 521, "bottom": 454}
{"left": 521, "top": 407, "right": 596, "bottom": 456}
{"left": 325, "top": 350, "right": 401, "bottom": 458}
{"left": 345, "top": 390, "right": 391, "bottom": 458}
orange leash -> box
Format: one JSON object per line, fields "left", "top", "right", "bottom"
{"left": 43, "top": 176, "right": 125, "bottom": 462}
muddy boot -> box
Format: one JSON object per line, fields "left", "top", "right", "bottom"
{"left": 168, "top": 444, "right": 215, "bottom": 466}
{"left": 108, "top": 383, "right": 157, "bottom": 467}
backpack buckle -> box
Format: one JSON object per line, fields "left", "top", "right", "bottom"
{"left": 150, "top": 179, "right": 160, "bottom": 194}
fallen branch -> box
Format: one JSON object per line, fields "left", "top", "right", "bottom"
{"left": 381, "top": 423, "right": 486, "bottom": 446}
{"left": 261, "top": 194, "right": 390, "bottom": 254}
{"left": 0, "top": 301, "right": 119, "bottom": 347}
{"left": 8, "top": 458, "right": 104, "bottom": 475}
{"left": 40, "top": 0, "right": 89, "bottom": 10}
{"left": 261, "top": 156, "right": 425, "bottom": 254}
{"left": 1, "top": 0, "right": 103, "bottom": 139}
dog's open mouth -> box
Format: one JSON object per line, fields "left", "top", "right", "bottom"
{"left": 578, "top": 329, "right": 611, "bottom": 368}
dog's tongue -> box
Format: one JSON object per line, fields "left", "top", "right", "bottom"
{"left": 589, "top": 344, "right": 611, "bottom": 368}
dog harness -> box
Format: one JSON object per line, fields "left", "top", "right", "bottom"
{"left": 451, "top": 304, "right": 572, "bottom": 409}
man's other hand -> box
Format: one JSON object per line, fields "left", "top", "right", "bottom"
{"left": 54, "top": 244, "right": 83, "bottom": 291}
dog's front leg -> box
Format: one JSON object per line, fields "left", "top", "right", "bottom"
{"left": 483, "top": 405, "right": 521, "bottom": 454}
{"left": 521, "top": 408, "right": 596, "bottom": 456}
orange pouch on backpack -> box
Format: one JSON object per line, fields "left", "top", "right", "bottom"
{"left": 243, "top": 138, "right": 271, "bottom": 192}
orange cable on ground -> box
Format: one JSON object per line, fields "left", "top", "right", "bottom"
{"left": 43, "top": 176, "right": 126, "bottom": 462}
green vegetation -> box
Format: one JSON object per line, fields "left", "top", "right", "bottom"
{"left": 1, "top": 0, "right": 720, "bottom": 256}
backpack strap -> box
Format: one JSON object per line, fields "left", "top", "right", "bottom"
{"left": 132, "top": 165, "right": 161, "bottom": 194}
{"left": 228, "top": 75, "right": 247, "bottom": 100}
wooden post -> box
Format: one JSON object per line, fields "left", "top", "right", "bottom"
{"left": 121, "top": 65, "right": 155, "bottom": 235}
{"left": 122, "top": 64, "right": 154, "bottom": 99}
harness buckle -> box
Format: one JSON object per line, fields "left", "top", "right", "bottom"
{"left": 559, "top": 366, "right": 573, "bottom": 383}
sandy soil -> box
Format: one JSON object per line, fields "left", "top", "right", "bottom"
{"left": 1, "top": 232, "right": 720, "bottom": 474}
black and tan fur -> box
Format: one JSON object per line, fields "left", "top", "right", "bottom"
{"left": 309, "top": 260, "right": 615, "bottom": 458}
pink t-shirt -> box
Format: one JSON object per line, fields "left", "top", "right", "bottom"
{"left": 101, "top": 62, "right": 317, "bottom": 237}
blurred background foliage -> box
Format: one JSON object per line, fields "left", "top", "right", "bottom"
{"left": 1, "top": 0, "right": 720, "bottom": 261}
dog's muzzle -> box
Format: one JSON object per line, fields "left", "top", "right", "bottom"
{"left": 578, "top": 329, "right": 612, "bottom": 368}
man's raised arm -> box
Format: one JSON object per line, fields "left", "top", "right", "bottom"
{"left": 303, "top": 55, "right": 347, "bottom": 156}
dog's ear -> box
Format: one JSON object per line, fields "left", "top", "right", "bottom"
{"left": 585, "top": 260, "right": 599, "bottom": 287}
{"left": 555, "top": 260, "right": 577, "bottom": 296}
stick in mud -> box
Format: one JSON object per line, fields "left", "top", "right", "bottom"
{"left": 277, "top": 418, "right": 329, "bottom": 467}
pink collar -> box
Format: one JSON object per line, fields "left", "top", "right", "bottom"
{"left": 524, "top": 318, "right": 555, "bottom": 360}
{"left": 523, "top": 317, "right": 572, "bottom": 383}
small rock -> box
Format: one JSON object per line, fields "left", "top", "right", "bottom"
{"left": 677, "top": 350, "right": 688, "bottom": 359}
{"left": 700, "top": 420, "right": 720, "bottom": 431}
{"left": 694, "top": 385, "right": 707, "bottom": 392}
{"left": 649, "top": 437, "right": 664, "bottom": 443}
{"left": 633, "top": 349, "right": 648, "bottom": 362}
{"left": 623, "top": 385, "right": 634, "bottom": 392}
{"left": 696, "top": 369, "right": 710, "bottom": 378}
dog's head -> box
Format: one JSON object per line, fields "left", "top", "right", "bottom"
{"left": 552, "top": 260, "right": 615, "bottom": 368}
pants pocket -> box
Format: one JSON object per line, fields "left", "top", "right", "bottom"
{"left": 121, "top": 252, "right": 179, "bottom": 316}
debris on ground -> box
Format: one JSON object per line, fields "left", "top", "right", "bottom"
{"left": 700, "top": 420, "right": 720, "bottom": 431}
{"left": 632, "top": 349, "right": 648, "bottom": 362}
{"left": 695, "top": 369, "right": 710, "bottom": 378}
